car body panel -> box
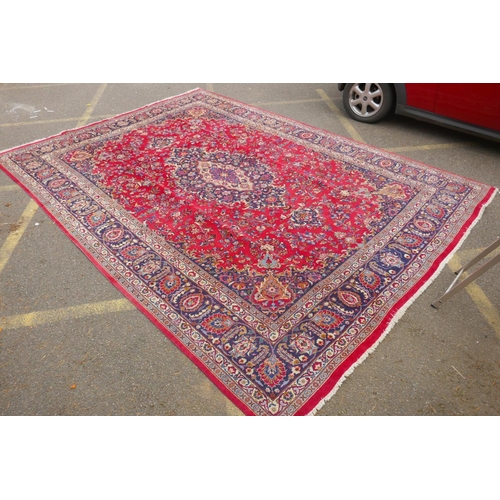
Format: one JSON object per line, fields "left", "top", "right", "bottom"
{"left": 435, "top": 83, "right": 500, "bottom": 131}
{"left": 404, "top": 83, "right": 438, "bottom": 112}
{"left": 338, "top": 83, "right": 500, "bottom": 142}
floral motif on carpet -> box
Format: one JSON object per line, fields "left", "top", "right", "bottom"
{"left": 0, "top": 89, "right": 496, "bottom": 415}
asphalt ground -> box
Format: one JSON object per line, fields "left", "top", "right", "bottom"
{"left": 1, "top": 83, "right": 499, "bottom": 417}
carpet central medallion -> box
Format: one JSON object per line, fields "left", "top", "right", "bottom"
{"left": 196, "top": 161, "right": 254, "bottom": 192}
{"left": 1, "top": 89, "right": 495, "bottom": 415}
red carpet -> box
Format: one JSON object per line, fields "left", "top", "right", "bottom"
{"left": 1, "top": 89, "right": 496, "bottom": 415}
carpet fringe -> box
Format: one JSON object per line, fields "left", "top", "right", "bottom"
{"left": 308, "top": 187, "right": 498, "bottom": 416}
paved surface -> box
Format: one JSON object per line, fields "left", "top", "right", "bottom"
{"left": 0, "top": 83, "right": 499, "bottom": 416}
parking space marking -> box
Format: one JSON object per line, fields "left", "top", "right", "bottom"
{"left": 0, "top": 115, "right": 112, "bottom": 129}
{"left": 0, "top": 85, "right": 109, "bottom": 278}
{"left": 76, "top": 84, "right": 108, "bottom": 127}
{"left": 252, "top": 98, "right": 324, "bottom": 107}
{"left": 0, "top": 299, "right": 134, "bottom": 330}
{"left": 316, "top": 88, "right": 365, "bottom": 143}
{"left": 456, "top": 246, "right": 500, "bottom": 263}
{"left": 446, "top": 254, "right": 500, "bottom": 339}
{"left": 0, "top": 83, "right": 75, "bottom": 91}
{"left": 197, "top": 376, "right": 244, "bottom": 415}
{"left": 0, "top": 199, "right": 38, "bottom": 275}
{"left": 225, "top": 399, "right": 244, "bottom": 416}
{"left": 387, "top": 142, "right": 474, "bottom": 153}
{"left": 0, "top": 185, "right": 21, "bottom": 192}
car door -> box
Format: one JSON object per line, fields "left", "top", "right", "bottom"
{"left": 434, "top": 84, "right": 500, "bottom": 132}
{"left": 404, "top": 83, "right": 438, "bottom": 112}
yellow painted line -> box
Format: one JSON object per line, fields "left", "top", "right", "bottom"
{"left": 225, "top": 399, "right": 244, "bottom": 416}
{"left": 387, "top": 142, "right": 474, "bottom": 153}
{"left": 316, "top": 88, "right": 365, "bottom": 143}
{"left": 251, "top": 98, "right": 324, "bottom": 106}
{"left": 0, "top": 87, "right": 108, "bottom": 278}
{"left": 197, "top": 377, "right": 243, "bottom": 415}
{"left": 76, "top": 84, "right": 108, "bottom": 127}
{"left": 0, "top": 184, "right": 21, "bottom": 192}
{"left": 0, "top": 117, "right": 79, "bottom": 128}
{"left": 0, "top": 298, "right": 134, "bottom": 330}
{"left": 456, "top": 246, "right": 500, "bottom": 263}
{"left": 0, "top": 83, "right": 75, "bottom": 91}
{"left": 0, "top": 114, "right": 113, "bottom": 128}
{"left": 447, "top": 254, "right": 500, "bottom": 339}
{"left": 0, "top": 199, "right": 38, "bottom": 275}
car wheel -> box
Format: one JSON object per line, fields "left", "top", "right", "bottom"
{"left": 342, "top": 83, "right": 394, "bottom": 123}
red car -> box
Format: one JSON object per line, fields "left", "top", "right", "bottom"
{"left": 338, "top": 83, "right": 500, "bottom": 142}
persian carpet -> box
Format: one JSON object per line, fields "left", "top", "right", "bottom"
{"left": 0, "top": 89, "right": 496, "bottom": 415}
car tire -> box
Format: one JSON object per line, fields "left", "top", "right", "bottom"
{"left": 342, "top": 83, "right": 395, "bottom": 123}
